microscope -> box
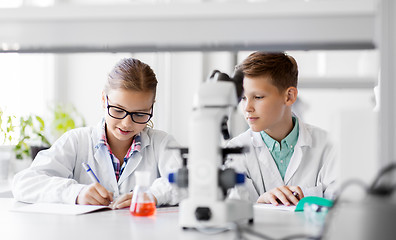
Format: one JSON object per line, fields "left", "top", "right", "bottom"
{"left": 169, "top": 70, "right": 253, "bottom": 229}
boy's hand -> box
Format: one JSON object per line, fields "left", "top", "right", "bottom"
{"left": 257, "top": 186, "right": 304, "bottom": 206}
{"left": 76, "top": 183, "right": 113, "bottom": 206}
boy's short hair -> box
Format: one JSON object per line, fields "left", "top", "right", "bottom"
{"left": 236, "top": 52, "right": 298, "bottom": 92}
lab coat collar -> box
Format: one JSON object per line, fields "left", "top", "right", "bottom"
{"left": 92, "top": 120, "right": 151, "bottom": 151}
{"left": 90, "top": 120, "right": 118, "bottom": 193}
{"left": 94, "top": 146, "right": 119, "bottom": 196}
{"left": 294, "top": 120, "right": 312, "bottom": 148}
{"left": 93, "top": 120, "right": 105, "bottom": 149}
{"left": 257, "top": 144, "right": 285, "bottom": 192}
{"left": 138, "top": 127, "right": 151, "bottom": 150}
{"left": 259, "top": 118, "right": 299, "bottom": 152}
{"left": 283, "top": 120, "right": 312, "bottom": 184}
{"left": 249, "top": 118, "right": 313, "bottom": 186}
{"left": 91, "top": 120, "right": 153, "bottom": 188}
{"left": 251, "top": 131, "right": 265, "bottom": 148}
{"left": 117, "top": 127, "right": 151, "bottom": 185}
{"left": 250, "top": 117, "right": 311, "bottom": 149}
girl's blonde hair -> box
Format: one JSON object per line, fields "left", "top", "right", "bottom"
{"left": 104, "top": 58, "right": 158, "bottom": 98}
{"left": 104, "top": 58, "right": 157, "bottom": 128}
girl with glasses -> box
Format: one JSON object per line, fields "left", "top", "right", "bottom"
{"left": 13, "top": 58, "right": 182, "bottom": 208}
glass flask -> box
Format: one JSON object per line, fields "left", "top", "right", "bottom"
{"left": 130, "top": 171, "right": 156, "bottom": 217}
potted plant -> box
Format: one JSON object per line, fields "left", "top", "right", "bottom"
{"left": 14, "top": 103, "right": 86, "bottom": 160}
{"left": 0, "top": 108, "right": 17, "bottom": 180}
{"left": 14, "top": 114, "right": 51, "bottom": 160}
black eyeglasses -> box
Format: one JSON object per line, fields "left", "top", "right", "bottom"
{"left": 106, "top": 96, "right": 153, "bottom": 124}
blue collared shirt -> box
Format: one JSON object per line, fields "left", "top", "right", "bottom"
{"left": 260, "top": 117, "right": 299, "bottom": 180}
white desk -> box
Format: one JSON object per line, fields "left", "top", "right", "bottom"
{"left": 0, "top": 181, "right": 12, "bottom": 198}
{"left": 0, "top": 198, "right": 322, "bottom": 240}
{"left": 321, "top": 197, "right": 396, "bottom": 240}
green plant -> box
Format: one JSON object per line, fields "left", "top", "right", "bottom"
{"left": 13, "top": 103, "right": 85, "bottom": 160}
{"left": 0, "top": 108, "right": 17, "bottom": 145}
{"left": 50, "top": 104, "right": 86, "bottom": 141}
{"left": 14, "top": 115, "right": 51, "bottom": 160}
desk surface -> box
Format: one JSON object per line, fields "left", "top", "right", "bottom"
{"left": 322, "top": 197, "right": 396, "bottom": 240}
{"left": 0, "top": 198, "right": 322, "bottom": 240}
{"left": 0, "top": 180, "right": 12, "bottom": 198}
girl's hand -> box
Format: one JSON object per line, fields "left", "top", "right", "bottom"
{"left": 110, "top": 192, "right": 133, "bottom": 209}
{"left": 257, "top": 186, "right": 304, "bottom": 206}
{"left": 110, "top": 192, "right": 159, "bottom": 209}
{"left": 76, "top": 183, "right": 114, "bottom": 206}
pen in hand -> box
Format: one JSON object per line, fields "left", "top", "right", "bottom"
{"left": 78, "top": 162, "right": 113, "bottom": 206}
{"left": 82, "top": 162, "right": 100, "bottom": 183}
{"left": 292, "top": 191, "right": 299, "bottom": 200}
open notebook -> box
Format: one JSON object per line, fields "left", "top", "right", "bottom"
{"left": 254, "top": 203, "right": 296, "bottom": 212}
{"left": 11, "top": 203, "right": 112, "bottom": 215}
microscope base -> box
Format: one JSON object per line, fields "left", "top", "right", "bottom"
{"left": 179, "top": 198, "right": 254, "bottom": 229}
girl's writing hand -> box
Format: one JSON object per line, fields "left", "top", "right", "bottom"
{"left": 76, "top": 183, "right": 113, "bottom": 206}
{"left": 257, "top": 185, "right": 304, "bottom": 206}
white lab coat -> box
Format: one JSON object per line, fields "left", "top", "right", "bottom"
{"left": 226, "top": 120, "right": 338, "bottom": 203}
{"left": 12, "top": 122, "right": 182, "bottom": 205}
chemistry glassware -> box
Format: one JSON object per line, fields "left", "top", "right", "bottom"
{"left": 130, "top": 171, "right": 156, "bottom": 217}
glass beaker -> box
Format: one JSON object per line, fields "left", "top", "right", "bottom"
{"left": 130, "top": 171, "right": 156, "bottom": 217}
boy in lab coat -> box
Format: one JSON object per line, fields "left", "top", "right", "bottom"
{"left": 13, "top": 58, "right": 182, "bottom": 208}
{"left": 227, "top": 52, "right": 338, "bottom": 206}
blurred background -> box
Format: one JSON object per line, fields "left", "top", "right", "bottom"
{"left": 0, "top": 0, "right": 391, "bottom": 190}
